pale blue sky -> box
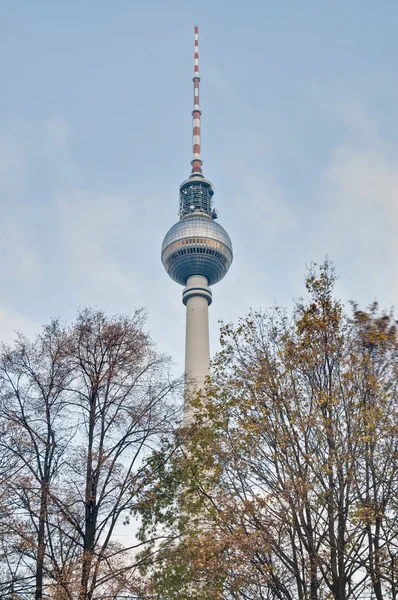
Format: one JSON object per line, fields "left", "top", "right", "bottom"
{"left": 1, "top": 0, "right": 398, "bottom": 369}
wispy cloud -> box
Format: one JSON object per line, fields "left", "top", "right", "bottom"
{"left": 55, "top": 190, "right": 134, "bottom": 289}
{"left": 0, "top": 307, "right": 40, "bottom": 345}
{"left": 0, "top": 118, "right": 75, "bottom": 296}
{"left": 317, "top": 140, "right": 398, "bottom": 305}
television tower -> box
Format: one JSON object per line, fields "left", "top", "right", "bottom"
{"left": 161, "top": 27, "right": 233, "bottom": 418}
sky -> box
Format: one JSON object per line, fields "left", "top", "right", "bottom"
{"left": 1, "top": 0, "right": 398, "bottom": 372}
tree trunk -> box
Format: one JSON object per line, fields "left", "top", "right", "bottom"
{"left": 35, "top": 479, "right": 48, "bottom": 600}
{"left": 79, "top": 389, "right": 98, "bottom": 600}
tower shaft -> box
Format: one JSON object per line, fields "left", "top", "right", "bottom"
{"left": 182, "top": 276, "right": 212, "bottom": 419}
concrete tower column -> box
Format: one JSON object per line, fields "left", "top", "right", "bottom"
{"left": 182, "top": 275, "right": 212, "bottom": 418}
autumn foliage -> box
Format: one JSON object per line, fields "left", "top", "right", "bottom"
{"left": 139, "top": 262, "right": 398, "bottom": 600}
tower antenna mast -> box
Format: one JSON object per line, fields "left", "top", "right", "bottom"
{"left": 191, "top": 26, "right": 203, "bottom": 176}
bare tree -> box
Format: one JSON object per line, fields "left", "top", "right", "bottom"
{"left": 0, "top": 309, "right": 181, "bottom": 600}
{"left": 0, "top": 320, "right": 74, "bottom": 600}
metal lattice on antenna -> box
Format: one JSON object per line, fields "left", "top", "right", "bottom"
{"left": 191, "top": 26, "right": 203, "bottom": 175}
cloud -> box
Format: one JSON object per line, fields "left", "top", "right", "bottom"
{"left": 43, "top": 118, "right": 74, "bottom": 150}
{"left": 0, "top": 134, "right": 26, "bottom": 198}
{"left": 235, "top": 163, "right": 297, "bottom": 236}
{"left": 1, "top": 90, "right": 397, "bottom": 360}
{"left": 55, "top": 190, "right": 134, "bottom": 290}
{"left": 317, "top": 142, "right": 398, "bottom": 304}
{"left": 0, "top": 308, "right": 40, "bottom": 345}
{"left": 0, "top": 119, "right": 74, "bottom": 295}
{"left": 310, "top": 94, "right": 398, "bottom": 307}
{"left": 210, "top": 79, "right": 398, "bottom": 317}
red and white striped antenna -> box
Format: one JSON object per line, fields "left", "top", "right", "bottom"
{"left": 191, "top": 26, "right": 203, "bottom": 176}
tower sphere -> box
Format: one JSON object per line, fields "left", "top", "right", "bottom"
{"left": 161, "top": 211, "right": 233, "bottom": 286}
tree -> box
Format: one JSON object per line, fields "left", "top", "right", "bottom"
{"left": 0, "top": 320, "right": 73, "bottom": 600}
{"left": 0, "top": 309, "right": 181, "bottom": 600}
{"left": 138, "top": 262, "right": 398, "bottom": 600}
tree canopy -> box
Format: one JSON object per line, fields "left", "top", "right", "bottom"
{"left": 0, "top": 308, "right": 181, "bottom": 600}
{"left": 138, "top": 262, "right": 398, "bottom": 600}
